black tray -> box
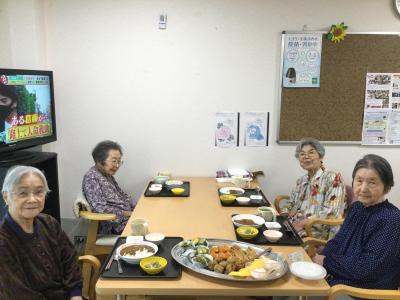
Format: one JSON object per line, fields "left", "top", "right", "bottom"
{"left": 219, "top": 188, "right": 270, "bottom": 207}
{"left": 100, "top": 236, "right": 183, "bottom": 278}
{"left": 232, "top": 215, "right": 303, "bottom": 245}
{"left": 144, "top": 181, "right": 190, "bottom": 197}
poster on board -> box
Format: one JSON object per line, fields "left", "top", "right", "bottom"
{"left": 215, "top": 112, "right": 239, "bottom": 147}
{"left": 282, "top": 33, "right": 322, "bottom": 88}
{"left": 362, "top": 73, "right": 400, "bottom": 145}
{"left": 243, "top": 112, "right": 269, "bottom": 147}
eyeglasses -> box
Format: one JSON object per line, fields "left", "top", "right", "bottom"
{"left": 106, "top": 159, "right": 124, "bottom": 166}
{"left": 299, "top": 150, "right": 318, "bottom": 158}
{"left": 12, "top": 189, "right": 46, "bottom": 200}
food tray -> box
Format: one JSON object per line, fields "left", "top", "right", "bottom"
{"left": 144, "top": 181, "right": 190, "bottom": 197}
{"left": 232, "top": 215, "right": 303, "bottom": 245}
{"left": 100, "top": 236, "right": 183, "bottom": 278}
{"left": 171, "top": 238, "right": 288, "bottom": 282}
{"left": 218, "top": 188, "right": 270, "bottom": 207}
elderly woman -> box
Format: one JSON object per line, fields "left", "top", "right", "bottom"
{"left": 82, "top": 140, "right": 136, "bottom": 234}
{"left": 313, "top": 154, "right": 400, "bottom": 289}
{"left": 0, "top": 166, "right": 82, "bottom": 299}
{"left": 280, "top": 138, "right": 345, "bottom": 239}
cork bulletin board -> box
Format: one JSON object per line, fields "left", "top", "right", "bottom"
{"left": 278, "top": 32, "right": 400, "bottom": 143}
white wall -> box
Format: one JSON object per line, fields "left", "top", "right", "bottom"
{"left": 1, "top": 0, "right": 400, "bottom": 218}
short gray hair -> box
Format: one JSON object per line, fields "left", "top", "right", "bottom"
{"left": 2, "top": 166, "right": 50, "bottom": 201}
{"left": 295, "top": 138, "right": 325, "bottom": 158}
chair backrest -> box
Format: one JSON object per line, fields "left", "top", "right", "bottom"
{"left": 344, "top": 184, "right": 355, "bottom": 210}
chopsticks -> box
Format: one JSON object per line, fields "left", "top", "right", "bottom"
{"left": 105, "top": 253, "right": 114, "bottom": 271}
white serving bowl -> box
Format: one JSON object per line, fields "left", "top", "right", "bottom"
{"left": 150, "top": 183, "right": 163, "bottom": 189}
{"left": 232, "top": 214, "right": 265, "bottom": 228}
{"left": 219, "top": 187, "right": 245, "bottom": 196}
{"left": 165, "top": 180, "right": 184, "bottom": 187}
{"left": 264, "top": 222, "right": 282, "bottom": 230}
{"left": 263, "top": 229, "right": 283, "bottom": 242}
{"left": 236, "top": 196, "right": 251, "bottom": 205}
{"left": 145, "top": 232, "right": 165, "bottom": 245}
{"left": 116, "top": 241, "right": 158, "bottom": 264}
{"left": 148, "top": 186, "right": 162, "bottom": 194}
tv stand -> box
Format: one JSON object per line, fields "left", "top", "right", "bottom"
{"left": 0, "top": 150, "right": 37, "bottom": 163}
{"left": 0, "top": 151, "right": 60, "bottom": 222}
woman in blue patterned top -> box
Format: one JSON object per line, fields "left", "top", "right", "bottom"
{"left": 82, "top": 140, "right": 136, "bottom": 234}
{"left": 313, "top": 154, "right": 400, "bottom": 289}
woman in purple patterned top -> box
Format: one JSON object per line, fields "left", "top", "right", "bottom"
{"left": 82, "top": 140, "right": 135, "bottom": 234}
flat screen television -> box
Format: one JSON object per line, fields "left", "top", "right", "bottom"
{"left": 0, "top": 68, "right": 57, "bottom": 162}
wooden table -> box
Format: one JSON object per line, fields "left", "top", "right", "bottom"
{"left": 96, "top": 177, "right": 330, "bottom": 298}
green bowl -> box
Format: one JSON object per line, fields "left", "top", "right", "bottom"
{"left": 140, "top": 256, "right": 168, "bottom": 275}
{"left": 236, "top": 226, "right": 259, "bottom": 239}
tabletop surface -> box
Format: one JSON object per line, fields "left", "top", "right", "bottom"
{"left": 96, "top": 177, "right": 330, "bottom": 297}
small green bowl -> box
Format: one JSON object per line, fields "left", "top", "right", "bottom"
{"left": 236, "top": 226, "right": 259, "bottom": 239}
{"left": 171, "top": 187, "right": 185, "bottom": 195}
{"left": 140, "top": 256, "right": 168, "bottom": 275}
{"left": 219, "top": 194, "right": 236, "bottom": 204}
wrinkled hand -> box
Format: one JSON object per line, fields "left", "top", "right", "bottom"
{"left": 122, "top": 211, "right": 132, "bottom": 217}
{"left": 293, "top": 218, "right": 309, "bottom": 232}
{"left": 312, "top": 253, "right": 325, "bottom": 266}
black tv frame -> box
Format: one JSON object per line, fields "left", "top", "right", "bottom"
{"left": 0, "top": 68, "right": 57, "bottom": 162}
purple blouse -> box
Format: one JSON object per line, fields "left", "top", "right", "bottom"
{"left": 82, "top": 166, "right": 135, "bottom": 234}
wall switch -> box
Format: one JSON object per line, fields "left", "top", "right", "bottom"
{"left": 159, "top": 14, "right": 167, "bottom": 29}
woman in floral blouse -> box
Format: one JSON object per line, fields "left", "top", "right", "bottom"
{"left": 280, "top": 138, "right": 345, "bottom": 239}
{"left": 82, "top": 140, "right": 136, "bottom": 234}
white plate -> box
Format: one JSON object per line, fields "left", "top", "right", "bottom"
{"left": 232, "top": 214, "right": 265, "bottom": 228}
{"left": 219, "top": 187, "right": 245, "bottom": 196}
{"left": 290, "top": 261, "right": 327, "bottom": 280}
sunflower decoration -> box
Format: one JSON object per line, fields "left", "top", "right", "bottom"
{"left": 327, "top": 22, "right": 348, "bottom": 43}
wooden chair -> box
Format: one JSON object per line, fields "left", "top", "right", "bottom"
{"left": 328, "top": 284, "right": 400, "bottom": 300}
{"left": 79, "top": 209, "right": 118, "bottom": 297}
{"left": 303, "top": 238, "right": 400, "bottom": 300}
{"left": 79, "top": 255, "right": 101, "bottom": 300}
{"left": 75, "top": 191, "right": 119, "bottom": 297}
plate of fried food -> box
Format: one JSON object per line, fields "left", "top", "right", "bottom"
{"left": 171, "top": 238, "right": 288, "bottom": 281}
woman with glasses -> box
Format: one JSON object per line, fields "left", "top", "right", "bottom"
{"left": 0, "top": 166, "right": 83, "bottom": 299}
{"left": 82, "top": 140, "right": 136, "bottom": 234}
{"left": 280, "top": 137, "right": 345, "bottom": 239}
{"left": 313, "top": 154, "right": 400, "bottom": 290}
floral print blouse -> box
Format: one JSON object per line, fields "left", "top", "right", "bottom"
{"left": 82, "top": 166, "right": 136, "bottom": 234}
{"left": 281, "top": 167, "right": 346, "bottom": 239}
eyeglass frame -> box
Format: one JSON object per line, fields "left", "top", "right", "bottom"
{"left": 12, "top": 189, "right": 47, "bottom": 200}
{"left": 105, "top": 159, "right": 124, "bottom": 166}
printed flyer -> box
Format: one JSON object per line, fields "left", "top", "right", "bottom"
{"left": 362, "top": 73, "right": 400, "bottom": 145}
{"left": 282, "top": 33, "right": 322, "bottom": 88}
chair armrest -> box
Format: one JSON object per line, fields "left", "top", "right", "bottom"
{"left": 79, "top": 210, "right": 117, "bottom": 221}
{"left": 304, "top": 218, "right": 344, "bottom": 237}
{"left": 79, "top": 255, "right": 101, "bottom": 270}
{"left": 328, "top": 284, "right": 400, "bottom": 300}
{"left": 302, "top": 237, "right": 327, "bottom": 258}
{"left": 274, "top": 195, "right": 289, "bottom": 214}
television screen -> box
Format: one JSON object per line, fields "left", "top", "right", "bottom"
{"left": 0, "top": 69, "right": 57, "bottom": 158}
